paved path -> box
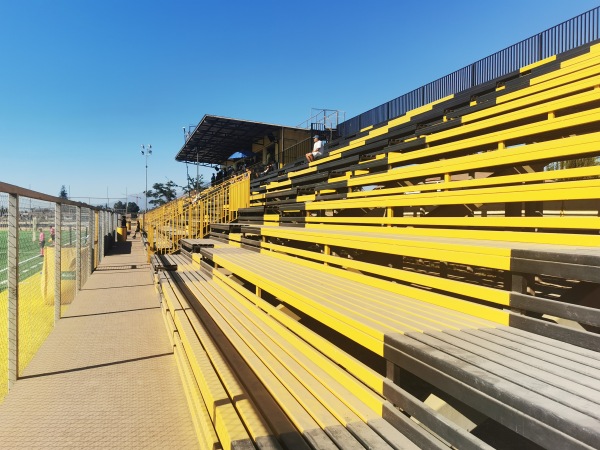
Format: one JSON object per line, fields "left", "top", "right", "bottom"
{"left": 0, "top": 236, "right": 198, "bottom": 448}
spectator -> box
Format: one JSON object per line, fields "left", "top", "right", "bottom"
{"left": 39, "top": 228, "right": 45, "bottom": 257}
{"left": 50, "top": 226, "right": 55, "bottom": 244}
{"left": 306, "top": 135, "right": 324, "bottom": 163}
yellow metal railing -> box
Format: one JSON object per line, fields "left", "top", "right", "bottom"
{"left": 144, "top": 172, "right": 250, "bottom": 256}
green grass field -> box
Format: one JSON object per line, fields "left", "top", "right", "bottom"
{"left": 0, "top": 229, "right": 81, "bottom": 292}
{"left": 0, "top": 228, "right": 81, "bottom": 403}
{"left": 0, "top": 230, "right": 45, "bottom": 292}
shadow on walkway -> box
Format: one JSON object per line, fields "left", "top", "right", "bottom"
{"left": 107, "top": 241, "right": 132, "bottom": 255}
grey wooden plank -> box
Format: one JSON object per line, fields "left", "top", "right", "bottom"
{"left": 435, "top": 330, "right": 600, "bottom": 405}
{"left": 460, "top": 328, "right": 600, "bottom": 388}
{"left": 491, "top": 327, "right": 600, "bottom": 365}
{"left": 384, "top": 336, "right": 596, "bottom": 450}
{"left": 402, "top": 332, "right": 600, "bottom": 428}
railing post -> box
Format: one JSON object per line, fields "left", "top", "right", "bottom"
{"left": 76, "top": 206, "right": 81, "bottom": 292}
{"left": 7, "top": 193, "right": 19, "bottom": 388}
{"left": 55, "top": 203, "right": 62, "bottom": 324}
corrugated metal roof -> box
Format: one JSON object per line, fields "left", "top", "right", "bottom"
{"left": 175, "top": 114, "right": 306, "bottom": 164}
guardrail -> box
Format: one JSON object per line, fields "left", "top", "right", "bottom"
{"left": 0, "top": 182, "right": 114, "bottom": 402}
{"left": 144, "top": 172, "right": 250, "bottom": 257}
{"left": 281, "top": 137, "right": 312, "bottom": 166}
{"left": 338, "top": 6, "right": 600, "bottom": 137}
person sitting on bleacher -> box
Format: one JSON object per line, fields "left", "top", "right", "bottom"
{"left": 306, "top": 134, "right": 324, "bottom": 163}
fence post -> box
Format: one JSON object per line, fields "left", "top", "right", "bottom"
{"left": 7, "top": 193, "right": 19, "bottom": 388}
{"left": 55, "top": 203, "right": 62, "bottom": 324}
{"left": 76, "top": 206, "right": 81, "bottom": 292}
{"left": 98, "top": 210, "right": 103, "bottom": 263}
{"left": 88, "top": 209, "right": 94, "bottom": 276}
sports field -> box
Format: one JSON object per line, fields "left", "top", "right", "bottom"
{"left": 0, "top": 228, "right": 83, "bottom": 291}
{"left": 0, "top": 228, "right": 79, "bottom": 403}
{"left": 0, "top": 230, "right": 46, "bottom": 292}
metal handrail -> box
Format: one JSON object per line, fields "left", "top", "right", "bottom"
{"left": 0, "top": 182, "right": 102, "bottom": 210}
{"left": 281, "top": 137, "right": 312, "bottom": 166}
{"left": 338, "top": 6, "right": 600, "bottom": 138}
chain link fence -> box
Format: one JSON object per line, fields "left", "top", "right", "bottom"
{"left": 0, "top": 193, "right": 8, "bottom": 402}
{"left": 0, "top": 184, "right": 110, "bottom": 402}
{"left": 17, "top": 197, "right": 56, "bottom": 394}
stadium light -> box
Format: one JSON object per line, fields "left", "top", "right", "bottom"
{"left": 141, "top": 144, "right": 152, "bottom": 213}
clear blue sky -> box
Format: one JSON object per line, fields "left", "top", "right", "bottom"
{"left": 1, "top": 1, "right": 598, "bottom": 206}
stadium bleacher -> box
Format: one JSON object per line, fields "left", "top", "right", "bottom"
{"left": 147, "top": 27, "right": 600, "bottom": 450}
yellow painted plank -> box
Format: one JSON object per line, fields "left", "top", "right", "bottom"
{"left": 344, "top": 165, "right": 600, "bottom": 201}
{"left": 176, "top": 289, "right": 276, "bottom": 444}
{"left": 288, "top": 166, "right": 317, "bottom": 178}
{"left": 169, "top": 264, "right": 312, "bottom": 445}
{"left": 165, "top": 285, "right": 252, "bottom": 449}
{"left": 304, "top": 215, "right": 600, "bottom": 231}
{"left": 388, "top": 107, "right": 600, "bottom": 169}
{"left": 304, "top": 221, "right": 600, "bottom": 247}
{"left": 428, "top": 89, "right": 600, "bottom": 144}
{"left": 175, "top": 310, "right": 252, "bottom": 450}
{"left": 172, "top": 332, "right": 222, "bottom": 450}
{"left": 218, "top": 289, "right": 386, "bottom": 422}
{"left": 260, "top": 242, "right": 510, "bottom": 326}
{"left": 211, "top": 269, "right": 387, "bottom": 398}
{"left": 306, "top": 151, "right": 342, "bottom": 168}
{"left": 499, "top": 62, "right": 600, "bottom": 105}
{"left": 204, "top": 282, "right": 379, "bottom": 427}
{"left": 304, "top": 179, "right": 600, "bottom": 226}
{"left": 386, "top": 132, "right": 600, "bottom": 182}
{"left": 465, "top": 74, "right": 600, "bottom": 124}
{"left": 247, "top": 250, "right": 490, "bottom": 333}
{"left": 266, "top": 179, "right": 292, "bottom": 190}
{"left": 181, "top": 271, "right": 349, "bottom": 433}
{"left": 210, "top": 254, "right": 385, "bottom": 354}
{"left": 263, "top": 227, "right": 512, "bottom": 261}
{"left": 520, "top": 55, "right": 557, "bottom": 73}
{"left": 261, "top": 240, "right": 511, "bottom": 308}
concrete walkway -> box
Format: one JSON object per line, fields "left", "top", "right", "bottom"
{"left": 0, "top": 235, "right": 197, "bottom": 448}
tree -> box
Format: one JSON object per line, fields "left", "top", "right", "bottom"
{"left": 182, "top": 173, "right": 205, "bottom": 195}
{"left": 113, "top": 201, "right": 126, "bottom": 212}
{"left": 127, "top": 202, "right": 140, "bottom": 214}
{"left": 59, "top": 185, "right": 68, "bottom": 199}
{"left": 146, "top": 181, "right": 178, "bottom": 207}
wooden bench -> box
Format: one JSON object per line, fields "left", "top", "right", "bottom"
{"left": 155, "top": 252, "right": 449, "bottom": 449}
{"left": 154, "top": 255, "right": 259, "bottom": 449}
{"left": 251, "top": 224, "right": 600, "bottom": 345}
{"left": 199, "top": 244, "right": 600, "bottom": 449}
{"left": 326, "top": 42, "right": 600, "bottom": 161}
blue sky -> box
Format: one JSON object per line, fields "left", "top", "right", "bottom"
{"left": 1, "top": 1, "right": 598, "bottom": 206}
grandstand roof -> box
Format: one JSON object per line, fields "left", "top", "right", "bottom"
{"left": 175, "top": 114, "right": 305, "bottom": 165}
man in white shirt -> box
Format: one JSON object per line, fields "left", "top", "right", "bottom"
{"left": 306, "top": 135, "right": 323, "bottom": 163}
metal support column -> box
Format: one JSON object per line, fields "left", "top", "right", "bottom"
{"left": 76, "top": 206, "right": 81, "bottom": 292}
{"left": 54, "top": 203, "right": 62, "bottom": 324}
{"left": 7, "top": 193, "right": 19, "bottom": 387}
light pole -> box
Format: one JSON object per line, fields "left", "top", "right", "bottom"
{"left": 141, "top": 144, "right": 152, "bottom": 213}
